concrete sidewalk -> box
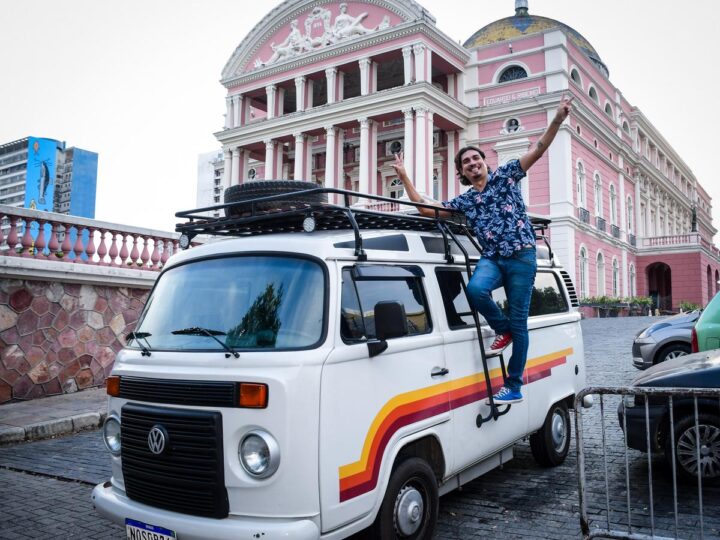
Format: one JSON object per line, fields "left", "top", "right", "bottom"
{"left": 0, "top": 387, "right": 107, "bottom": 444}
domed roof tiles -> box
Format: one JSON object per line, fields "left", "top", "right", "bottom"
{"left": 464, "top": 13, "right": 608, "bottom": 77}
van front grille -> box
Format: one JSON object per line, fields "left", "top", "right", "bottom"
{"left": 119, "top": 376, "right": 237, "bottom": 407}
{"left": 121, "top": 403, "right": 228, "bottom": 518}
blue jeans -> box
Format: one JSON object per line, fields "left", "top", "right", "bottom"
{"left": 466, "top": 247, "right": 537, "bottom": 391}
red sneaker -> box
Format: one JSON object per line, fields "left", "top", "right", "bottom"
{"left": 489, "top": 333, "right": 512, "bottom": 352}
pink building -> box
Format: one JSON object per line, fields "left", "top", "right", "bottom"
{"left": 215, "top": 0, "right": 720, "bottom": 311}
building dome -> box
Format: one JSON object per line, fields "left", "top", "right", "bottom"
{"left": 464, "top": 3, "right": 609, "bottom": 77}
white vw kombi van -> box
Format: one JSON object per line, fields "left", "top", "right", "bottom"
{"left": 92, "top": 184, "right": 587, "bottom": 539}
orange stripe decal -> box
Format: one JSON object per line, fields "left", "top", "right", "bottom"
{"left": 337, "top": 348, "right": 572, "bottom": 502}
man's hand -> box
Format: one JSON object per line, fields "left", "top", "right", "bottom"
{"left": 390, "top": 152, "right": 407, "bottom": 179}
{"left": 554, "top": 95, "right": 574, "bottom": 124}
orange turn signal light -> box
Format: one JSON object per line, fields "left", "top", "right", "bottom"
{"left": 106, "top": 376, "right": 120, "bottom": 397}
{"left": 238, "top": 383, "right": 268, "bottom": 408}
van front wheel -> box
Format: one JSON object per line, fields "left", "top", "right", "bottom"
{"left": 371, "top": 457, "right": 438, "bottom": 539}
{"left": 530, "top": 401, "right": 571, "bottom": 467}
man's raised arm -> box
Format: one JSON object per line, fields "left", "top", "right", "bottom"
{"left": 391, "top": 152, "right": 451, "bottom": 218}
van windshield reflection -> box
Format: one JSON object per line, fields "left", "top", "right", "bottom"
{"left": 132, "top": 256, "right": 325, "bottom": 352}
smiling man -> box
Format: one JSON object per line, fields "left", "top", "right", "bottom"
{"left": 392, "top": 95, "right": 573, "bottom": 404}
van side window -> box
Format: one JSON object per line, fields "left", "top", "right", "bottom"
{"left": 436, "top": 269, "right": 568, "bottom": 329}
{"left": 340, "top": 267, "right": 431, "bottom": 341}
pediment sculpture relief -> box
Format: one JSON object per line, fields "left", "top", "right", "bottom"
{"left": 254, "top": 3, "right": 391, "bottom": 68}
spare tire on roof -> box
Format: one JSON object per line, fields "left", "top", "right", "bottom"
{"left": 223, "top": 180, "right": 326, "bottom": 218}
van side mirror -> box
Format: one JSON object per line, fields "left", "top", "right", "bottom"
{"left": 375, "top": 301, "right": 408, "bottom": 340}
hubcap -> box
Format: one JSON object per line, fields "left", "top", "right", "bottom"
{"left": 551, "top": 411, "right": 568, "bottom": 452}
{"left": 676, "top": 423, "right": 720, "bottom": 479}
{"left": 666, "top": 350, "right": 688, "bottom": 360}
{"left": 393, "top": 484, "right": 424, "bottom": 536}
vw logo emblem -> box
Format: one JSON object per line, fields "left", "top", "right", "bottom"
{"left": 147, "top": 425, "right": 168, "bottom": 455}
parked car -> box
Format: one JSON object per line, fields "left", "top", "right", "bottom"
{"left": 618, "top": 348, "right": 720, "bottom": 482}
{"left": 631, "top": 310, "right": 700, "bottom": 369}
{"left": 692, "top": 291, "right": 720, "bottom": 353}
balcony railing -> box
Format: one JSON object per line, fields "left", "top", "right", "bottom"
{"left": 611, "top": 224, "right": 620, "bottom": 239}
{"left": 628, "top": 233, "right": 636, "bottom": 247}
{"left": 578, "top": 207, "right": 590, "bottom": 224}
{"left": 596, "top": 216, "right": 606, "bottom": 233}
{"left": 0, "top": 205, "right": 186, "bottom": 271}
{"left": 639, "top": 232, "right": 720, "bottom": 257}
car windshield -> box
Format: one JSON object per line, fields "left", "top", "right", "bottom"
{"left": 131, "top": 255, "right": 325, "bottom": 351}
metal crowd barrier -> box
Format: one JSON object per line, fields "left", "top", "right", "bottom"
{"left": 574, "top": 386, "right": 720, "bottom": 540}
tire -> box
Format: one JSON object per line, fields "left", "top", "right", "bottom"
{"left": 223, "top": 180, "right": 326, "bottom": 217}
{"left": 664, "top": 412, "right": 720, "bottom": 482}
{"left": 530, "top": 401, "right": 571, "bottom": 467}
{"left": 370, "top": 457, "right": 438, "bottom": 539}
{"left": 655, "top": 343, "right": 690, "bottom": 365}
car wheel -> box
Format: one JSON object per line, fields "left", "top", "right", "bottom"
{"left": 370, "top": 457, "right": 438, "bottom": 539}
{"left": 665, "top": 413, "right": 720, "bottom": 482}
{"left": 655, "top": 343, "right": 690, "bottom": 365}
{"left": 530, "top": 401, "right": 571, "bottom": 467}
{"left": 224, "top": 180, "right": 326, "bottom": 217}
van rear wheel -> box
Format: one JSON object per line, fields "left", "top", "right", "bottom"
{"left": 371, "top": 457, "right": 438, "bottom": 539}
{"left": 530, "top": 401, "right": 571, "bottom": 467}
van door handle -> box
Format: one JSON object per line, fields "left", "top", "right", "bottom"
{"left": 431, "top": 367, "right": 449, "bottom": 377}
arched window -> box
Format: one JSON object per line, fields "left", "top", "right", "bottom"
{"left": 576, "top": 161, "right": 586, "bottom": 208}
{"left": 570, "top": 68, "right": 582, "bottom": 86}
{"left": 629, "top": 264, "right": 636, "bottom": 297}
{"left": 389, "top": 178, "right": 404, "bottom": 199}
{"left": 604, "top": 103, "right": 613, "bottom": 118}
{"left": 589, "top": 86, "right": 599, "bottom": 102}
{"left": 594, "top": 173, "right": 602, "bottom": 216}
{"left": 612, "top": 258, "right": 619, "bottom": 297}
{"left": 626, "top": 196, "right": 634, "bottom": 233}
{"left": 579, "top": 247, "right": 588, "bottom": 298}
{"left": 597, "top": 252, "right": 606, "bottom": 296}
{"left": 498, "top": 65, "right": 528, "bottom": 83}
{"left": 622, "top": 121, "right": 630, "bottom": 134}
{"left": 609, "top": 184, "right": 617, "bottom": 225}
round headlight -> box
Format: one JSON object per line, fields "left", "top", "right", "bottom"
{"left": 239, "top": 430, "right": 280, "bottom": 478}
{"left": 103, "top": 415, "right": 122, "bottom": 456}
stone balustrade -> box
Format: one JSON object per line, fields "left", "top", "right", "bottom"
{"left": 0, "top": 204, "right": 180, "bottom": 270}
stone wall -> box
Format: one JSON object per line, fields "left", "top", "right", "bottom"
{"left": 0, "top": 279, "right": 150, "bottom": 403}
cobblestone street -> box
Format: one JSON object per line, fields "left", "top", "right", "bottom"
{"left": 0, "top": 317, "right": 717, "bottom": 539}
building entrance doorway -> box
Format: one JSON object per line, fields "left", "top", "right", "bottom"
{"left": 647, "top": 262, "right": 672, "bottom": 312}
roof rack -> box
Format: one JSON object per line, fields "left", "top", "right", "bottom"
{"left": 175, "top": 186, "right": 553, "bottom": 262}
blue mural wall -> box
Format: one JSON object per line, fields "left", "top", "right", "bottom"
{"left": 24, "top": 137, "right": 60, "bottom": 212}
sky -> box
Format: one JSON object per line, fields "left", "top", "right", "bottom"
{"left": 1, "top": 0, "right": 718, "bottom": 234}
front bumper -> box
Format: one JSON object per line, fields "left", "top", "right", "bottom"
{"left": 92, "top": 482, "right": 320, "bottom": 540}
{"left": 617, "top": 402, "right": 666, "bottom": 452}
{"left": 632, "top": 338, "right": 656, "bottom": 369}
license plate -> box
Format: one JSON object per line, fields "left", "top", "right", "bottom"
{"left": 125, "top": 518, "right": 176, "bottom": 540}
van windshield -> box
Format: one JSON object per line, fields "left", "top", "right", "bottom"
{"left": 131, "top": 256, "right": 325, "bottom": 352}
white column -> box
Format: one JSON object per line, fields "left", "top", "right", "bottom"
{"left": 222, "top": 149, "right": 232, "bottom": 188}
{"left": 635, "top": 181, "right": 642, "bottom": 238}
{"left": 325, "top": 126, "right": 337, "bottom": 189}
{"left": 546, "top": 109, "right": 574, "bottom": 218}
{"left": 446, "top": 131, "right": 457, "bottom": 200}
{"left": 239, "top": 148, "right": 249, "bottom": 183}
{"left": 243, "top": 98, "right": 252, "bottom": 125}
{"left": 447, "top": 74, "right": 455, "bottom": 98}
{"left": 402, "top": 108, "right": 415, "bottom": 181}
{"left": 306, "top": 80, "right": 314, "bottom": 109}
{"left": 224, "top": 97, "right": 232, "bottom": 129}
{"left": 325, "top": 68, "right": 337, "bottom": 104}
{"left": 294, "top": 77, "right": 306, "bottom": 112}
{"left": 277, "top": 88, "right": 285, "bottom": 116}
{"left": 359, "top": 58, "right": 371, "bottom": 96}
{"left": 337, "top": 72, "right": 345, "bottom": 101}
{"left": 369, "top": 119, "right": 378, "bottom": 195}
{"left": 264, "top": 139, "right": 275, "bottom": 179}
{"left": 266, "top": 85, "right": 277, "bottom": 119}
{"left": 336, "top": 129, "right": 345, "bottom": 191}
{"left": 425, "top": 111, "right": 434, "bottom": 196}
{"left": 232, "top": 95, "right": 242, "bottom": 127}
{"left": 412, "top": 43, "right": 427, "bottom": 83}
{"left": 275, "top": 143, "right": 284, "bottom": 179}
{"left": 456, "top": 72, "right": 465, "bottom": 105}
{"left": 231, "top": 148, "right": 241, "bottom": 185}
{"left": 402, "top": 46, "right": 413, "bottom": 84}
{"left": 305, "top": 135, "right": 313, "bottom": 182}
{"left": 294, "top": 133, "right": 306, "bottom": 181}
{"left": 414, "top": 107, "right": 428, "bottom": 196}
{"left": 359, "top": 118, "right": 370, "bottom": 194}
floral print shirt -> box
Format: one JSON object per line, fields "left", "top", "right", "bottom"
{"left": 443, "top": 159, "right": 535, "bottom": 258}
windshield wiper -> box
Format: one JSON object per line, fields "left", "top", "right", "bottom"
{"left": 126, "top": 331, "right": 152, "bottom": 357}
{"left": 171, "top": 327, "right": 240, "bottom": 358}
